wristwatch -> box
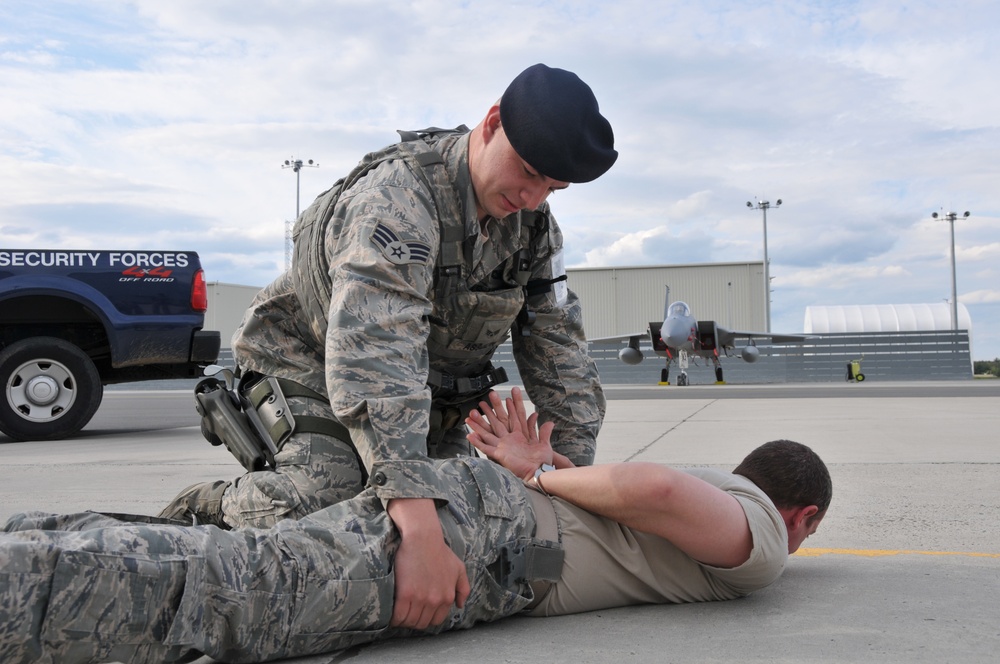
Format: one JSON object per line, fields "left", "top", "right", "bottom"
{"left": 532, "top": 463, "right": 556, "bottom": 495}
{"left": 533, "top": 463, "right": 556, "bottom": 482}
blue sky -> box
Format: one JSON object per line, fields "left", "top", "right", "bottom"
{"left": 2, "top": 0, "right": 998, "bottom": 359}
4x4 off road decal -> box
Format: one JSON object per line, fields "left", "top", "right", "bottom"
{"left": 120, "top": 265, "right": 175, "bottom": 282}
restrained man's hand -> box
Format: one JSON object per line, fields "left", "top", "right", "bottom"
{"left": 386, "top": 498, "right": 470, "bottom": 629}
{"left": 466, "top": 387, "right": 555, "bottom": 480}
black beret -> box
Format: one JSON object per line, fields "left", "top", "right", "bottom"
{"left": 499, "top": 63, "right": 618, "bottom": 183}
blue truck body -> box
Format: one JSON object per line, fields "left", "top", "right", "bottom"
{"left": 0, "top": 249, "right": 220, "bottom": 440}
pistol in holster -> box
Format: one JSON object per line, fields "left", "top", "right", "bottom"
{"left": 194, "top": 373, "right": 293, "bottom": 473}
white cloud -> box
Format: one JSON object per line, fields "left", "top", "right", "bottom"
{"left": 959, "top": 242, "right": 1000, "bottom": 262}
{"left": 962, "top": 290, "right": 1000, "bottom": 305}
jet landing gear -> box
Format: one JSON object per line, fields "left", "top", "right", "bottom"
{"left": 658, "top": 351, "right": 726, "bottom": 386}
{"left": 712, "top": 355, "right": 725, "bottom": 385}
{"left": 659, "top": 358, "right": 683, "bottom": 385}
{"left": 661, "top": 368, "right": 691, "bottom": 386}
{"left": 658, "top": 351, "right": 683, "bottom": 385}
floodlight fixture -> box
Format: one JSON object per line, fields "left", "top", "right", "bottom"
{"left": 746, "top": 198, "right": 782, "bottom": 332}
{"left": 934, "top": 209, "right": 972, "bottom": 331}
{"left": 282, "top": 156, "right": 320, "bottom": 269}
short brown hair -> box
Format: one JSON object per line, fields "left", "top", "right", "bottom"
{"left": 733, "top": 440, "right": 832, "bottom": 513}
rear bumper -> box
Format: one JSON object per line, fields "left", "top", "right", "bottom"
{"left": 191, "top": 330, "right": 221, "bottom": 363}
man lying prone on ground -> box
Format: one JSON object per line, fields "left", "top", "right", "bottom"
{"left": 0, "top": 388, "right": 831, "bottom": 664}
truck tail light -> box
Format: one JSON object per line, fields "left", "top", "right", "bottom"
{"left": 191, "top": 269, "right": 208, "bottom": 312}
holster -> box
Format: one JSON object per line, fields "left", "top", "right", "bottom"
{"left": 194, "top": 376, "right": 279, "bottom": 472}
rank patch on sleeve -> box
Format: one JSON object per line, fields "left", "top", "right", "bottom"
{"left": 370, "top": 222, "right": 432, "bottom": 265}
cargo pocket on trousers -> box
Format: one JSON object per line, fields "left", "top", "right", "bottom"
{"left": 41, "top": 550, "right": 187, "bottom": 645}
{"left": 284, "top": 571, "right": 395, "bottom": 654}
{"left": 227, "top": 473, "right": 300, "bottom": 527}
{"left": 165, "top": 555, "right": 297, "bottom": 661}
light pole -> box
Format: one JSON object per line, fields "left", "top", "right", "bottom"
{"left": 746, "top": 198, "right": 781, "bottom": 332}
{"left": 931, "top": 209, "right": 970, "bottom": 330}
{"left": 282, "top": 157, "right": 319, "bottom": 270}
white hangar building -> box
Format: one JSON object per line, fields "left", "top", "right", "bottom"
{"left": 804, "top": 303, "right": 972, "bottom": 335}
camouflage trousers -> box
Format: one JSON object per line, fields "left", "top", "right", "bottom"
{"left": 0, "top": 457, "right": 547, "bottom": 664}
{"left": 160, "top": 386, "right": 474, "bottom": 529}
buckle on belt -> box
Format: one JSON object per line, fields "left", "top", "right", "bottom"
{"left": 429, "top": 366, "right": 509, "bottom": 396}
{"left": 468, "top": 366, "right": 508, "bottom": 391}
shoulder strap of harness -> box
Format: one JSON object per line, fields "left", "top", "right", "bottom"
{"left": 398, "top": 129, "right": 556, "bottom": 304}
{"left": 514, "top": 209, "right": 561, "bottom": 337}
{"left": 396, "top": 128, "right": 471, "bottom": 302}
{"left": 521, "top": 206, "right": 560, "bottom": 296}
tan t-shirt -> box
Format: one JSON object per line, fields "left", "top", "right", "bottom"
{"left": 526, "top": 468, "right": 788, "bottom": 616}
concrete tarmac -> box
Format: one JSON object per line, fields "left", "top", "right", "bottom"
{"left": 1, "top": 381, "right": 998, "bottom": 663}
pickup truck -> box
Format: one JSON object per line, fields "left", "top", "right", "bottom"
{"left": 0, "top": 249, "right": 220, "bottom": 441}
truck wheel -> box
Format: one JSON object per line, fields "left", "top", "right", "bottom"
{"left": 0, "top": 337, "right": 103, "bottom": 441}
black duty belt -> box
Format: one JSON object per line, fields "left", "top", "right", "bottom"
{"left": 427, "top": 366, "right": 508, "bottom": 397}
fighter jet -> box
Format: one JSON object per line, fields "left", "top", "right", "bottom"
{"left": 590, "top": 287, "right": 807, "bottom": 385}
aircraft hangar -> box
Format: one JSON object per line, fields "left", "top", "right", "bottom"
{"left": 203, "top": 282, "right": 262, "bottom": 349}
{"left": 565, "top": 262, "right": 769, "bottom": 339}
{"left": 804, "top": 302, "right": 972, "bottom": 336}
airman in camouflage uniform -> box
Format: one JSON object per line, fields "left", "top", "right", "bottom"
{"left": 160, "top": 63, "right": 618, "bottom": 530}
{"left": 158, "top": 63, "right": 619, "bottom": 632}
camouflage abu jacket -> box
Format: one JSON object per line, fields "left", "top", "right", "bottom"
{"left": 233, "top": 129, "right": 605, "bottom": 503}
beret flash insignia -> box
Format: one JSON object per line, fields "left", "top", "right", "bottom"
{"left": 370, "top": 222, "right": 432, "bottom": 265}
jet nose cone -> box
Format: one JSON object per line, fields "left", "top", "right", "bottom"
{"left": 663, "top": 322, "right": 696, "bottom": 349}
{"left": 664, "top": 331, "right": 691, "bottom": 348}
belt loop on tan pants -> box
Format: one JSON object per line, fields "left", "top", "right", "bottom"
{"left": 525, "top": 486, "right": 561, "bottom": 609}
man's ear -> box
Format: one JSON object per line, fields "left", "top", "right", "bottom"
{"left": 791, "top": 505, "right": 820, "bottom": 529}
{"left": 482, "top": 105, "right": 502, "bottom": 142}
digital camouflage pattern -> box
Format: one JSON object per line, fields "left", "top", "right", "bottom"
{"left": 214, "top": 129, "right": 603, "bottom": 526}
{"left": 158, "top": 392, "right": 367, "bottom": 529}
{"left": 218, "top": 393, "right": 365, "bottom": 528}
{"left": 0, "top": 457, "right": 542, "bottom": 664}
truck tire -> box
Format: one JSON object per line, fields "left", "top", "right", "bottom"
{"left": 0, "top": 337, "right": 103, "bottom": 441}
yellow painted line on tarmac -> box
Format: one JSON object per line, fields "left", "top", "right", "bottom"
{"left": 795, "top": 547, "right": 1000, "bottom": 559}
